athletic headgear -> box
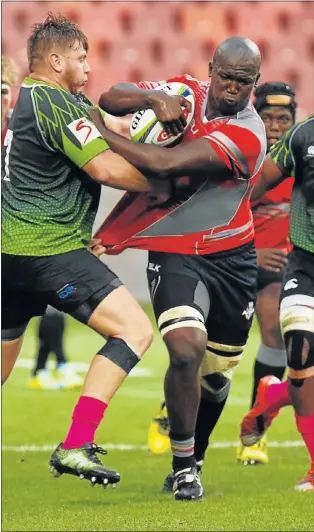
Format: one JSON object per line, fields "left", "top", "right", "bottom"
{"left": 254, "top": 82, "right": 297, "bottom": 122}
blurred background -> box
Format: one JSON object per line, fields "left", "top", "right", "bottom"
{"left": 2, "top": 0, "right": 314, "bottom": 300}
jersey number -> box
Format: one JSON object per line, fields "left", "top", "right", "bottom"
{"left": 3, "top": 129, "right": 13, "bottom": 181}
{"left": 75, "top": 120, "right": 92, "bottom": 144}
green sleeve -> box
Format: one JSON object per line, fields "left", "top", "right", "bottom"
{"left": 32, "top": 86, "right": 110, "bottom": 168}
{"left": 270, "top": 125, "right": 295, "bottom": 177}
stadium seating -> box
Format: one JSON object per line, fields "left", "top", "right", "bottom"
{"left": 2, "top": 1, "right": 313, "bottom": 113}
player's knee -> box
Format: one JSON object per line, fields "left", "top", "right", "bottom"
{"left": 280, "top": 299, "right": 314, "bottom": 385}
{"left": 122, "top": 312, "right": 154, "bottom": 356}
{"left": 200, "top": 340, "right": 245, "bottom": 402}
{"left": 165, "top": 328, "right": 207, "bottom": 373}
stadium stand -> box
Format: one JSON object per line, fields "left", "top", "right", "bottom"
{"left": 2, "top": 1, "right": 313, "bottom": 115}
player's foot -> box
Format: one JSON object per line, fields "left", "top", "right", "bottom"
{"left": 295, "top": 463, "right": 314, "bottom": 492}
{"left": 148, "top": 401, "right": 170, "bottom": 455}
{"left": 28, "top": 369, "right": 61, "bottom": 390}
{"left": 56, "top": 363, "right": 83, "bottom": 390}
{"left": 240, "top": 376, "right": 281, "bottom": 447}
{"left": 173, "top": 466, "right": 204, "bottom": 501}
{"left": 236, "top": 436, "right": 269, "bottom": 465}
{"left": 49, "top": 442, "right": 120, "bottom": 487}
{"left": 162, "top": 460, "right": 203, "bottom": 493}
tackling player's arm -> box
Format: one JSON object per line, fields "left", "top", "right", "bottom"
{"left": 32, "top": 86, "right": 153, "bottom": 192}
{"left": 89, "top": 108, "right": 256, "bottom": 181}
{"left": 99, "top": 82, "right": 191, "bottom": 136}
{"left": 251, "top": 124, "right": 297, "bottom": 201}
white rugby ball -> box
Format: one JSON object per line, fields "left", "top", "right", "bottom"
{"left": 129, "top": 82, "right": 195, "bottom": 147}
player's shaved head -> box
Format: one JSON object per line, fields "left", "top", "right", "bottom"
{"left": 213, "top": 37, "right": 262, "bottom": 72}
{"left": 213, "top": 37, "right": 261, "bottom": 73}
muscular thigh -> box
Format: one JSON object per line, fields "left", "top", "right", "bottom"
{"left": 147, "top": 251, "right": 210, "bottom": 337}
{"left": 203, "top": 245, "right": 258, "bottom": 345}
{"left": 280, "top": 247, "right": 314, "bottom": 378}
{"left": 2, "top": 249, "right": 122, "bottom": 330}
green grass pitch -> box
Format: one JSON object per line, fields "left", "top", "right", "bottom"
{"left": 2, "top": 308, "right": 313, "bottom": 531}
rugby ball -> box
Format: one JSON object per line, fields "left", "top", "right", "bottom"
{"left": 129, "top": 82, "right": 195, "bottom": 147}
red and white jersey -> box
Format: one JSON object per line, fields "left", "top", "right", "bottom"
{"left": 252, "top": 178, "right": 293, "bottom": 252}
{"left": 96, "top": 74, "right": 267, "bottom": 255}
{"left": 1, "top": 108, "right": 13, "bottom": 149}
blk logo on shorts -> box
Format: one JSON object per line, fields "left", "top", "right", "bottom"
{"left": 57, "top": 284, "right": 77, "bottom": 299}
{"left": 148, "top": 262, "right": 161, "bottom": 273}
{"left": 242, "top": 301, "right": 255, "bottom": 320}
{"left": 284, "top": 278, "right": 298, "bottom": 291}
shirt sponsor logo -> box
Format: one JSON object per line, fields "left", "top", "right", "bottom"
{"left": 67, "top": 118, "right": 102, "bottom": 145}
{"left": 284, "top": 278, "right": 298, "bottom": 291}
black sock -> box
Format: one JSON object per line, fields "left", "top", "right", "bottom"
{"left": 251, "top": 359, "right": 286, "bottom": 407}
{"left": 33, "top": 344, "right": 50, "bottom": 375}
{"left": 194, "top": 395, "right": 227, "bottom": 462}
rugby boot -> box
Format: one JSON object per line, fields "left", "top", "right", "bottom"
{"left": 295, "top": 463, "right": 314, "bottom": 492}
{"left": 162, "top": 460, "right": 203, "bottom": 493}
{"left": 173, "top": 466, "right": 204, "bottom": 501}
{"left": 49, "top": 442, "right": 120, "bottom": 488}
{"left": 241, "top": 376, "right": 281, "bottom": 447}
{"left": 148, "top": 401, "right": 170, "bottom": 455}
{"left": 236, "top": 436, "right": 269, "bottom": 465}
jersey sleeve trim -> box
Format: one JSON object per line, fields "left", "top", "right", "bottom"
{"left": 206, "top": 131, "right": 250, "bottom": 179}
{"left": 31, "top": 87, "right": 57, "bottom": 153}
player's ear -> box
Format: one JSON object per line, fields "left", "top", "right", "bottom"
{"left": 49, "top": 53, "right": 64, "bottom": 73}
{"left": 208, "top": 62, "right": 213, "bottom": 78}
{"left": 254, "top": 73, "right": 261, "bottom": 87}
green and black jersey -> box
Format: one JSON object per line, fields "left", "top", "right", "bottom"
{"left": 270, "top": 115, "right": 314, "bottom": 254}
{"left": 2, "top": 77, "right": 110, "bottom": 256}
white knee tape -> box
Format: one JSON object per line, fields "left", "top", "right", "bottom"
{"left": 200, "top": 340, "right": 244, "bottom": 381}
{"left": 157, "top": 306, "right": 207, "bottom": 337}
{"left": 280, "top": 295, "right": 314, "bottom": 336}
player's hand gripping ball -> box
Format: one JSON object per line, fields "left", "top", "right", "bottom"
{"left": 130, "top": 82, "right": 195, "bottom": 147}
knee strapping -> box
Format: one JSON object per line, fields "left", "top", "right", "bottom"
{"left": 200, "top": 340, "right": 244, "bottom": 402}
{"left": 158, "top": 306, "right": 206, "bottom": 338}
{"left": 280, "top": 297, "right": 314, "bottom": 380}
{"left": 97, "top": 337, "right": 140, "bottom": 374}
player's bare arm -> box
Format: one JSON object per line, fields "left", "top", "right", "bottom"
{"left": 82, "top": 149, "right": 154, "bottom": 192}
{"left": 251, "top": 153, "right": 285, "bottom": 201}
{"left": 99, "top": 83, "right": 191, "bottom": 135}
{"left": 89, "top": 107, "right": 230, "bottom": 180}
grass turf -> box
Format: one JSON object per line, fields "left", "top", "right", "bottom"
{"left": 2, "top": 311, "right": 313, "bottom": 531}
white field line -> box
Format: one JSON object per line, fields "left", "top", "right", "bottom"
{"left": 15, "top": 358, "right": 151, "bottom": 377}
{"left": 2, "top": 441, "right": 304, "bottom": 452}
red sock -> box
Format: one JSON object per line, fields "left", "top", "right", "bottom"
{"left": 63, "top": 396, "right": 107, "bottom": 449}
{"left": 264, "top": 380, "right": 291, "bottom": 412}
{"left": 295, "top": 414, "right": 314, "bottom": 464}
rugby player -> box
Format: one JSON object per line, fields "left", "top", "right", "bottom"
{"left": 93, "top": 36, "right": 267, "bottom": 500}
{"left": 1, "top": 13, "right": 190, "bottom": 488}
{"left": 146, "top": 81, "right": 297, "bottom": 468}
{"left": 237, "top": 82, "right": 296, "bottom": 465}
{"left": 240, "top": 114, "right": 314, "bottom": 491}
{"left": 1, "top": 55, "right": 18, "bottom": 147}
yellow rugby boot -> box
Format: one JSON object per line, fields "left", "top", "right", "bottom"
{"left": 148, "top": 401, "right": 170, "bottom": 455}
{"left": 236, "top": 436, "right": 269, "bottom": 465}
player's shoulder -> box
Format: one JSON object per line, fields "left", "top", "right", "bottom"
{"left": 289, "top": 114, "right": 314, "bottom": 148}
{"left": 229, "top": 103, "right": 266, "bottom": 140}
{"left": 167, "top": 73, "right": 210, "bottom": 91}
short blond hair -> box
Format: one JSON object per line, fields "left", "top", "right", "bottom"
{"left": 2, "top": 56, "right": 19, "bottom": 87}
